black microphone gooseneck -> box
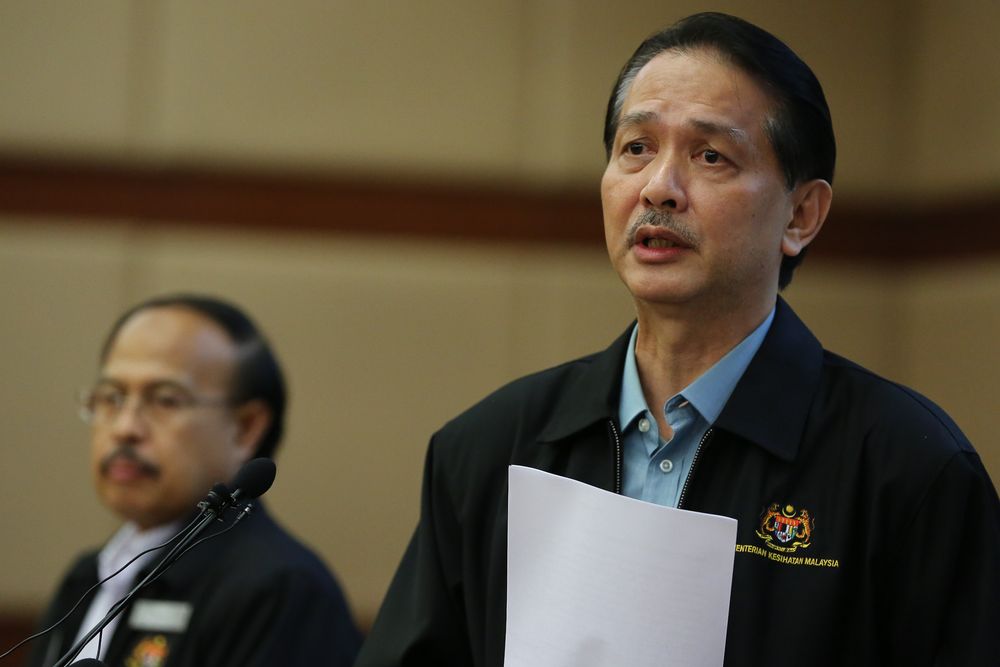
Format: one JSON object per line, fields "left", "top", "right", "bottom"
{"left": 53, "top": 458, "right": 277, "bottom": 667}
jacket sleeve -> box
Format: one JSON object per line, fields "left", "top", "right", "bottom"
{"left": 883, "top": 450, "right": 1000, "bottom": 665}
{"left": 356, "top": 436, "right": 476, "bottom": 666}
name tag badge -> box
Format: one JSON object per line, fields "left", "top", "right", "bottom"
{"left": 128, "top": 599, "right": 193, "bottom": 633}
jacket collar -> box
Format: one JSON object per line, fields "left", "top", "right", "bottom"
{"left": 537, "top": 326, "right": 633, "bottom": 442}
{"left": 537, "top": 297, "right": 823, "bottom": 462}
{"left": 713, "top": 298, "right": 823, "bottom": 461}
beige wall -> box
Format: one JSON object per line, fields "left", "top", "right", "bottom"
{"left": 908, "top": 1, "right": 1000, "bottom": 194}
{"left": 1, "top": 1, "right": 999, "bottom": 195}
{"left": 0, "top": 0, "right": 997, "bottom": 631}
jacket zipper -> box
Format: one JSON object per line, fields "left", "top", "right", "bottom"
{"left": 608, "top": 419, "right": 623, "bottom": 495}
{"left": 677, "top": 427, "right": 713, "bottom": 509}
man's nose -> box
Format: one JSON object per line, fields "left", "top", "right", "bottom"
{"left": 640, "top": 154, "right": 688, "bottom": 211}
{"left": 108, "top": 396, "right": 150, "bottom": 441}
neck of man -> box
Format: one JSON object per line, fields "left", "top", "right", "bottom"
{"left": 633, "top": 290, "right": 776, "bottom": 431}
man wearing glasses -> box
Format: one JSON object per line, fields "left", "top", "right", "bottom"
{"left": 28, "top": 295, "right": 360, "bottom": 667}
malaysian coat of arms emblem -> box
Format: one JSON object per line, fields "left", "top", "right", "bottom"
{"left": 756, "top": 503, "right": 813, "bottom": 553}
{"left": 125, "top": 634, "right": 170, "bottom": 667}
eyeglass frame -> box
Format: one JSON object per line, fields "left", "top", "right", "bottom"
{"left": 77, "top": 380, "right": 234, "bottom": 426}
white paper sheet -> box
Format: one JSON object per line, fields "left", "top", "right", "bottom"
{"left": 505, "top": 465, "right": 738, "bottom": 667}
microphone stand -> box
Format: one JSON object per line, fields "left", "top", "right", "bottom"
{"left": 52, "top": 495, "right": 248, "bottom": 667}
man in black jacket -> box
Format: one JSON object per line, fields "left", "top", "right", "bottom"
{"left": 28, "top": 295, "right": 360, "bottom": 667}
{"left": 357, "top": 12, "right": 999, "bottom": 667}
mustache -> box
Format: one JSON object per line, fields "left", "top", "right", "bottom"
{"left": 626, "top": 209, "right": 699, "bottom": 249}
{"left": 100, "top": 448, "right": 160, "bottom": 477}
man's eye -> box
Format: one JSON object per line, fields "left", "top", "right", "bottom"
{"left": 150, "top": 392, "right": 186, "bottom": 410}
{"left": 625, "top": 142, "right": 646, "bottom": 155}
{"left": 93, "top": 389, "right": 123, "bottom": 407}
{"left": 703, "top": 149, "right": 722, "bottom": 164}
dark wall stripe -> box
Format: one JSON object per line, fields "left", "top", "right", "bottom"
{"left": 1, "top": 157, "right": 997, "bottom": 260}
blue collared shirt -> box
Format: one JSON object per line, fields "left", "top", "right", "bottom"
{"left": 618, "top": 308, "right": 775, "bottom": 507}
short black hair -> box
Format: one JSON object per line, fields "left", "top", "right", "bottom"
{"left": 603, "top": 12, "right": 836, "bottom": 288}
{"left": 100, "top": 294, "right": 287, "bottom": 459}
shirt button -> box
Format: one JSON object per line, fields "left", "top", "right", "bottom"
{"left": 659, "top": 459, "right": 674, "bottom": 473}
{"left": 638, "top": 418, "right": 650, "bottom": 433}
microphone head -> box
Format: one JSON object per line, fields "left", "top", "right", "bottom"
{"left": 230, "top": 457, "right": 276, "bottom": 500}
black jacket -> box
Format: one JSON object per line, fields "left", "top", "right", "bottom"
{"left": 28, "top": 504, "right": 360, "bottom": 667}
{"left": 357, "top": 299, "right": 1000, "bottom": 666}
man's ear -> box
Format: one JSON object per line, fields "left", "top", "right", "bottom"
{"left": 782, "top": 179, "right": 833, "bottom": 257}
{"left": 232, "top": 400, "right": 272, "bottom": 461}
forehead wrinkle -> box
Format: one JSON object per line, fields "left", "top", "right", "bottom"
{"left": 617, "top": 108, "right": 752, "bottom": 142}
{"left": 96, "top": 375, "right": 194, "bottom": 392}
{"left": 688, "top": 118, "right": 750, "bottom": 146}
{"left": 617, "top": 109, "right": 658, "bottom": 133}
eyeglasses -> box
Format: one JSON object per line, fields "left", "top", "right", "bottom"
{"left": 78, "top": 382, "right": 231, "bottom": 425}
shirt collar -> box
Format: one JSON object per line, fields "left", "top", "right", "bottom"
{"left": 618, "top": 308, "right": 775, "bottom": 428}
{"left": 539, "top": 298, "right": 825, "bottom": 462}
{"left": 98, "top": 520, "right": 183, "bottom": 582}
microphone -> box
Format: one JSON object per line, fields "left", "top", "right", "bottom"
{"left": 197, "top": 458, "right": 275, "bottom": 513}
{"left": 230, "top": 456, "right": 276, "bottom": 502}
{"left": 50, "top": 458, "right": 277, "bottom": 667}
{"left": 198, "top": 483, "right": 233, "bottom": 512}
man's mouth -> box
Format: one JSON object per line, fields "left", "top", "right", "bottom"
{"left": 101, "top": 450, "right": 159, "bottom": 481}
{"left": 632, "top": 226, "right": 693, "bottom": 251}
{"left": 642, "top": 237, "right": 685, "bottom": 249}
{"left": 626, "top": 209, "right": 698, "bottom": 251}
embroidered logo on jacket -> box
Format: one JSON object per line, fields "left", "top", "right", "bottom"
{"left": 756, "top": 503, "right": 813, "bottom": 553}
{"left": 125, "top": 634, "right": 170, "bottom": 667}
